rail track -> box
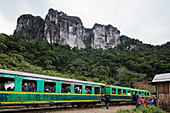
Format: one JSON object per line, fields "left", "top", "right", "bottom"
{"left": 0, "top": 102, "right": 135, "bottom": 113}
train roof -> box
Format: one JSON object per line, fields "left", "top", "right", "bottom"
{"left": 105, "top": 85, "right": 149, "bottom": 92}
{"left": 152, "top": 73, "right": 170, "bottom": 83}
{"left": 0, "top": 69, "right": 105, "bottom": 86}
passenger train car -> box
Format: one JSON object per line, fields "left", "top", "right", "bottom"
{"left": 0, "top": 69, "right": 150, "bottom": 107}
{"left": 105, "top": 85, "right": 150, "bottom": 103}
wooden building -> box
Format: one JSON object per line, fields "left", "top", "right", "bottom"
{"left": 152, "top": 73, "right": 170, "bottom": 111}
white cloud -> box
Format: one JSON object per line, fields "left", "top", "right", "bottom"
{"left": 0, "top": 12, "right": 15, "bottom": 35}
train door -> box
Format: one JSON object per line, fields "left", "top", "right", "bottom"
{"left": 101, "top": 86, "right": 105, "bottom": 95}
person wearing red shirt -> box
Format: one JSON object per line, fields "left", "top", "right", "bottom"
{"left": 141, "top": 97, "right": 145, "bottom": 108}
{"left": 145, "top": 99, "right": 149, "bottom": 106}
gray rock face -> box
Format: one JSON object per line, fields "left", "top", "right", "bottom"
{"left": 14, "top": 14, "right": 45, "bottom": 39}
{"left": 14, "top": 8, "right": 120, "bottom": 49}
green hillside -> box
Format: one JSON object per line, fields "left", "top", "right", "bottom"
{"left": 0, "top": 33, "right": 169, "bottom": 88}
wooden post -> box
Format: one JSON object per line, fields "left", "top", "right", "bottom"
{"left": 156, "top": 84, "right": 159, "bottom": 100}
{"left": 150, "top": 83, "right": 152, "bottom": 97}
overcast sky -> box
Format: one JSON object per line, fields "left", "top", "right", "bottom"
{"left": 0, "top": 0, "right": 170, "bottom": 45}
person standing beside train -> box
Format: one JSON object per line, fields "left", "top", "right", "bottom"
{"left": 145, "top": 99, "right": 149, "bottom": 106}
{"left": 136, "top": 98, "right": 141, "bottom": 109}
{"left": 149, "top": 99, "right": 153, "bottom": 106}
{"left": 140, "top": 97, "right": 145, "bottom": 108}
{"left": 153, "top": 97, "right": 157, "bottom": 106}
{"left": 105, "top": 95, "right": 109, "bottom": 109}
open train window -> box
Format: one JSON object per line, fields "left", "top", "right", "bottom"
{"left": 127, "top": 90, "right": 131, "bottom": 95}
{"left": 118, "top": 89, "right": 122, "bottom": 94}
{"left": 61, "top": 83, "right": 71, "bottom": 93}
{"left": 44, "top": 82, "right": 56, "bottom": 93}
{"left": 22, "top": 80, "right": 37, "bottom": 92}
{"left": 74, "top": 85, "right": 82, "bottom": 94}
{"left": 134, "top": 91, "right": 137, "bottom": 94}
{"left": 123, "top": 89, "right": 126, "bottom": 95}
{"left": 139, "top": 91, "right": 141, "bottom": 95}
{"left": 147, "top": 92, "right": 149, "bottom": 96}
{"left": 85, "top": 86, "right": 92, "bottom": 94}
{"left": 142, "top": 92, "right": 146, "bottom": 96}
{"left": 94, "top": 87, "right": 100, "bottom": 94}
{"left": 0, "top": 77, "right": 15, "bottom": 91}
{"left": 112, "top": 88, "right": 116, "bottom": 94}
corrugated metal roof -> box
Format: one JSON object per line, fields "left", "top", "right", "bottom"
{"left": 0, "top": 69, "right": 105, "bottom": 86}
{"left": 106, "top": 85, "right": 149, "bottom": 92}
{"left": 152, "top": 73, "right": 170, "bottom": 83}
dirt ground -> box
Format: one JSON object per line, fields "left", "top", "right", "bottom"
{"left": 53, "top": 105, "right": 135, "bottom": 113}
{"left": 37, "top": 105, "right": 135, "bottom": 113}
{"left": 46, "top": 105, "right": 135, "bottom": 113}
{"left": 1, "top": 104, "right": 136, "bottom": 113}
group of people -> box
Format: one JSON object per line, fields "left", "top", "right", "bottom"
{"left": 61, "top": 87, "right": 71, "bottom": 93}
{"left": 22, "top": 82, "right": 36, "bottom": 92}
{"left": 44, "top": 85, "right": 56, "bottom": 92}
{"left": 133, "top": 93, "right": 157, "bottom": 109}
{"left": 75, "top": 87, "right": 82, "bottom": 93}
{"left": 112, "top": 89, "right": 131, "bottom": 95}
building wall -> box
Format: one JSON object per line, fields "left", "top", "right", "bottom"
{"left": 157, "top": 82, "right": 170, "bottom": 111}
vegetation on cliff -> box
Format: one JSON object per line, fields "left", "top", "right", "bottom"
{"left": 0, "top": 33, "right": 169, "bottom": 88}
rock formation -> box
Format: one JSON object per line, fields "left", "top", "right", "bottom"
{"left": 14, "top": 8, "right": 120, "bottom": 49}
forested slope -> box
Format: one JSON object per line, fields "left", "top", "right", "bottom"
{"left": 0, "top": 33, "right": 169, "bottom": 88}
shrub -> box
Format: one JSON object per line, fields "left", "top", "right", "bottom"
{"left": 117, "top": 106, "right": 165, "bottom": 113}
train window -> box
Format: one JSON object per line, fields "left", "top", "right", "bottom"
{"left": 74, "top": 85, "right": 82, "bottom": 94}
{"left": 127, "top": 90, "right": 131, "bottom": 95}
{"left": 123, "top": 89, "right": 126, "bottom": 95}
{"left": 0, "top": 77, "right": 15, "bottom": 91}
{"left": 44, "top": 82, "right": 56, "bottom": 93}
{"left": 94, "top": 87, "right": 100, "bottom": 94}
{"left": 142, "top": 92, "right": 145, "bottom": 96}
{"left": 139, "top": 91, "right": 141, "bottom": 95}
{"left": 22, "top": 80, "right": 37, "bottom": 92}
{"left": 85, "top": 86, "right": 92, "bottom": 94}
{"left": 61, "top": 83, "right": 71, "bottom": 93}
{"left": 118, "top": 89, "right": 122, "bottom": 94}
{"left": 112, "top": 88, "right": 116, "bottom": 94}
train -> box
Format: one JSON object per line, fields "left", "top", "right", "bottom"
{"left": 0, "top": 69, "right": 150, "bottom": 107}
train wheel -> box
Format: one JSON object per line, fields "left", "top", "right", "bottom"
{"left": 92, "top": 103, "right": 96, "bottom": 108}
{"left": 116, "top": 102, "right": 120, "bottom": 105}
{"left": 80, "top": 103, "right": 86, "bottom": 108}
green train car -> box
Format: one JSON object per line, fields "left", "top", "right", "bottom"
{"left": 0, "top": 69, "right": 150, "bottom": 107}
{"left": 105, "top": 85, "right": 150, "bottom": 103}
{"left": 0, "top": 69, "right": 105, "bottom": 106}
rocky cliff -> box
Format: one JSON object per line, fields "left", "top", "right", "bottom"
{"left": 14, "top": 8, "right": 120, "bottom": 49}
